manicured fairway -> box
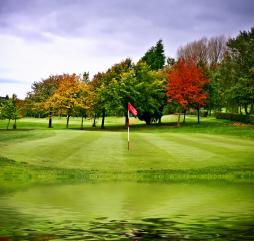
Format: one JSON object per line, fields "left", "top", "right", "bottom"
{"left": 1, "top": 128, "right": 253, "bottom": 172}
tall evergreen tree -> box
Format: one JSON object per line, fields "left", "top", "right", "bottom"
{"left": 141, "top": 40, "right": 166, "bottom": 70}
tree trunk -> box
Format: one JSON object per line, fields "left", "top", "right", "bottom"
{"left": 183, "top": 110, "right": 186, "bottom": 123}
{"left": 48, "top": 111, "right": 52, "bottom": 128}
{"left": 66, "top": 115, "right": 70, "bottom": 128}
{"left": 244, "top": 104, "right": 249, "bottom": 115}
{"left": 80, "top": 115, "right": 84, "bottom": 130}
{"left": 177, "top": 113, "right": 181, "bottom": 127}
{"left": 7, "top": 119, "right": 10, "bottom": 130}
{"left": 92, "top": 114, "right": 96, "bottom": 127}
{"left": 13, "top": 118, "right": 17, "bottom": 129}
{"left": 197, "top": 107, "right": 200, "bottom": 124}
{"left": 101, "top": 109, "right": 105, "bottom": 129}
{"left": 250, "top": 102, "right": 254, "bottom": 114}
{"left": 158, "top": 116, "right": 162, "bottom": 124}
{"left": 145, "top": 116, "right": 151, "bottom": 125}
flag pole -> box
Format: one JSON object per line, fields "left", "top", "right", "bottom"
{"left": 128, "top": 109, "right": 130, "bottom": 150}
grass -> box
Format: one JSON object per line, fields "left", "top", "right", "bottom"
{"left": 0, "top": 115, "right": 254, "bottom": 186}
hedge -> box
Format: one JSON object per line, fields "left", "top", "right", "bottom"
{"left": 215, "top": 112, "right": 254, "bottom": 124}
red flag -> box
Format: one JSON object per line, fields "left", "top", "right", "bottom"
{"left": 128, "top": 102, "right": 138, "bottom": 116}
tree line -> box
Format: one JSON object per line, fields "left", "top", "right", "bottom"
{"left": 1, "top": 27, "right": 253, "bottom": 129}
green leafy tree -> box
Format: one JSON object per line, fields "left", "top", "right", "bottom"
{"left": 141, "top": 40, "right": 166, "bottom": 70}
{"left": 225, "top": 27, "right": 254, "bottom": 114}
{"left": 0, "top": 94, "right": 19, "bottom": 129}
{"left": 133, "top": 61, "right": 166, "bottom": 125}
{"left": 89, "top": 72, "right": 105, "bottom": 127}
{"left": 104, "top": 61, "right": 167, "bottom": 126}
{"left": 75, "top": 83, "right": 94, "bottom": 129}
{"left": 92, "top": 59, "right": 133, "bottom": 128}
{"left": 204, "top": 69, "right": 223, "bottom": 115}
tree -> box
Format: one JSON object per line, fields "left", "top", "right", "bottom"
{"left": 132, "top": 61, "right": 166, "bottom": 125}
{"left": 46, "top": 74, "right": 82, "bottom": 128}
{"left": 225, "top": 27, "right": 254, "bottom": 114}
{"left": 91, "top": 59, "right": 133, "bottom": 129}
{"left": 104, "top": 61, "right": 166, "bottom": 126}
{"left": 75, "top": 83, "right": 95, "bottom": 129}
{"left": 90, "top": 58, "right": 166, "bottom": 127}
{"left": 177, "top": 36, "right": 227, "bottom": 116}
{"left": 204, "top": 70, "right": 223, "bottom": 115}
{"left": 89, "top": 72, "right": 105, "bottom": 127}
{"left": 167, "top": 58, "right": 209, "bottom": 125}
{"left": 177, "top": 38, "right": 208, "bottom": 67}
{"left": 166, "top": 57, "right": 176, "bottom": 66}
{"left": 0, "top": 94, "right": 19, "bottom": 129}
{"left": 177, "top": 36, "right": 227, "bottom": 68}
{"left": 207, "top": 36, "right": 227, "bottom": 69}
{"left": 25, "top": 75, "right": 61, "bottom": 127}
{"left": 141, "top": 40, "right": 166, "bottom": 70}
{"left": 82, "top": 72, "right": 90, "bottom": 83}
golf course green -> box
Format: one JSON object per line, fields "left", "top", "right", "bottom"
{"left": 0, "top": 115, "right": 253, "bottom": 184}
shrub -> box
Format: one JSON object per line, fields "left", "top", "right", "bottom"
{"left": 215, "top": 112, "right": 254, "bottom": 124}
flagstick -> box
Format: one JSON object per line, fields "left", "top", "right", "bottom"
{"left": 128, "top": 110, "right": 130, "bottom": 150}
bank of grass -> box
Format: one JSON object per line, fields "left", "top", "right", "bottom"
{"left": 0, "top": 156, "right": 253, "bottom": 192}
{"left": 0, "top": 115, "right": 254, "bottom": 187}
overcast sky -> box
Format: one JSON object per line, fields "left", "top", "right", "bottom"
{"left": 0, "top": 0, "right": 253, "bottom": 99}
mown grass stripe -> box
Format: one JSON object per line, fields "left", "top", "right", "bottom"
{"left": 156, "top": 133, "right": 244, "bottom": 156}
{"left": 124, "top": 132, "right": 175, "bottom": 170}
{"left": 66, "top": 131, "right": 127, "bottom": 170}
{"left": 137, "top": 132, "right": 214, "bottom": 161}
{"left": 158, "top": 133, "right": 254, "bottom": 166}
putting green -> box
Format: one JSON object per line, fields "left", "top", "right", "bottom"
{"left": 1, "top": 129, "right": 253, "bottom": 171}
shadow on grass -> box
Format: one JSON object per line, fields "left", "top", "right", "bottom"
{"left": 72, "top": 121, "right": 220, "bottom": 132}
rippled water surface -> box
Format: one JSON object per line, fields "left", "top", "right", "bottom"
{"left": 0, "top": 182, "right": 253, "bottom": 240}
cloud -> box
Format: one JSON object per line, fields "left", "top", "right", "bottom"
{"left": 0, "top": 78, "right": 22, "bottom": 84}
{"left": 0, "top": 0, "right": 253, "bottom": 99}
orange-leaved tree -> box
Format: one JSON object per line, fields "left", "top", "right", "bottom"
{"left": 167, "top": 58, "right": 208, "bottom": 125}
{"left": 45, "top": 74, "right": 82, "bottom": 128}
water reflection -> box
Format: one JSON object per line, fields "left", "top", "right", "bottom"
{"left": 0, "top": 182, "right": 253, "bottom": 240}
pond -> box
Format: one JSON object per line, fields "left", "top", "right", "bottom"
{"left": 0, "top": 182, "right": 253, "bottom": 240}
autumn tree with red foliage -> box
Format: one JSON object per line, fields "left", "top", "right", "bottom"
{"left": 167, "top": 58, "right": 209, "bottom": 124}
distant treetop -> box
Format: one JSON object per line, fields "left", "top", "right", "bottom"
{"left": 140, "top": 39, "right": 166, "bottom": 70}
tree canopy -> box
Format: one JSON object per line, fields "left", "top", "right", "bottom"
{"left": 167, "top": 58, "right": 208, "bottom": 124}
{"left": 141, "top": 40, "right": 166, "bottom": 70}
{"left": 4, "top": 27, "right": 252, "bottom": 129}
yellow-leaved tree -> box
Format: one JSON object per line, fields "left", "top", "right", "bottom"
{"left": 45, "top": 74, "right": 82, "bottom": 128}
